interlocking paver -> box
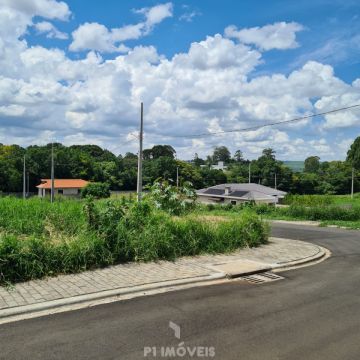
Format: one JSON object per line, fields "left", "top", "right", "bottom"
{"left": 0, "top": 237, "right": 322, "bottom": 312}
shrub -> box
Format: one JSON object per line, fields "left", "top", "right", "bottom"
{"left": 147, "top": 180, "right": 197, "bottom": 215}
{"left": 114, "top": 207, "right": 268, "bottom": 262}
{"left": 81, "top": 182, "right": 110, "bottom": 199}
{"left": 0, "top": 197, "right": 268, "bottom": 284}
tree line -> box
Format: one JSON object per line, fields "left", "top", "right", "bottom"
{"left": 0, "top": 137, "right": 359, "bottom": 194}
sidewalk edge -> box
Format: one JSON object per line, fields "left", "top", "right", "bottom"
{"left": 0, "top": 243, "right": 329, "bottom": 322}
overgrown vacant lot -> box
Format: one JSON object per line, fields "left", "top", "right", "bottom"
{"left": 198, "top": 194, "right": 360, "bottom": 229}
{"left": 0, "top": 197, "right": 268, "bottom": 284}
{"left": 283, "top": 194, "right": 360, "bottom": 207}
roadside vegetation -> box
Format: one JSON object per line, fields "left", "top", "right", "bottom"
{"left": 198, "top": 194, "right": 360, "bottom": 229}
{"left": 0, "top": 184, "right": 268, "bottom": 284}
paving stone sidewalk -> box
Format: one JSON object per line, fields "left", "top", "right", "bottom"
{"left": 0, "top": 237, "right": 324, "bottom": 312}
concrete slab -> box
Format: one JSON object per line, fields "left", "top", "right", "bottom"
{"left": 211, "top": 260, "right": 272, "bottom": 278}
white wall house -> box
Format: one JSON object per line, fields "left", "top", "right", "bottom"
{"left": 196, "top": 183, "right": 287, "bottom": 205}
{"left": 211, "top": 161, "right": 227, "bottom": 171}
{"left": 36, "top": 179, "right": 89, "bottom": 198}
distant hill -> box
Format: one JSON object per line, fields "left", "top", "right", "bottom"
{"left": 283, "top": 161, "right": 304, "bottom": 172}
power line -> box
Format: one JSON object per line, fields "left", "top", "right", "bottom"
{"left": 168, "top": 103, "right": 360, "bottom": 139}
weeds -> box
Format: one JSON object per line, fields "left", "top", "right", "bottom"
{"left": 0, "top": 197, "right": 268, "bottom": 284}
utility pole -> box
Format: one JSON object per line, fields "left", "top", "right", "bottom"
{"left": 275, "top": 172, "right": 277, "bottom": 190}
{"left": 51, "top": 143, "right": 55, "bottom": 203}
{"left": 248, "top": 163, "right": 251, "bottom": 183}
{"left": 351, "top": 167, "right": 354, "bottom": 199}
{"left": 176, "top": 166, "right": 179, "bottom": 188}
{"left": 23, "top": 155, "right": 26, "bottom": 199}
{"left": 137, "top": 102, "right": 144, "bottom": 202}
{"left": 27, "top": 172, "right": 29, "bottom": 197}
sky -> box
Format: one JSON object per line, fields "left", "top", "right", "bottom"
{"left": 0, "top": 0, "right": 359, "bottom": 160}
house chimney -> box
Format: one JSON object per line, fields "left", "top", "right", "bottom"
{"left": 225, "top": 186, "right": 231, "bottom": 195}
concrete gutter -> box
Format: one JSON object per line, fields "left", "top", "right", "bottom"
{"left": 0, "top": 239, "right": 329, "bottom": 324}
{"left": 269, "top": 219, "right": 322, "bottom": 226}
{"left": 0, "top": 273, "right": 225, "bottom": 321}
{"left": 210, "top": 244, "right": 327, "bottom": 279}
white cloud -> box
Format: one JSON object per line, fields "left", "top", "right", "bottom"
{"left": 179, "top": 11, "right": 201, "bottom": 22}
{"left": 0, "top": 0, "right": 70, "bottom": 20}
{"left": 135, "top": 2, "right": 173, "bottom": 28}
{"left": 33, "top": 21, "right": 68, "bottom": 39}
{"left": 0, "top": 2, "right": 359, "bottom": 161}
{"left": 69, "top": 22, "right": 130, "bottom": 53}
{"left": 225, "top": 21, "right": 304, "bottom": 51}
{"left": 70, "top": 3, "right": 173, "bottom": 53}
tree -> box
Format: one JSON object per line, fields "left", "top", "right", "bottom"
{"left": 304, "top": 156, "right": 320, "bottom": 173}
{"left": 213, "top": 146, "right": 231, "bottom": 163}
{"left": 347, "top": 137, "right": 360, "bottom": 169}
{"left": 233, "top": 150, "right": 244, "bottom": 163}
{"left": 193, "top": 153, "right": 205, "bottom": 167}
{"left": 143, "top": 145, "right": 176, "bottom": 159}
{"left": 256, "top": 148, "right": 279, "bottom": 186}
{"left": 261, "top": 148, "right": 276, "bottom": 160}
{"left": 199, "top": 168, "right": 227, "bottom": 187}
{"left": 81, "top": 182, "right": 110, "bottom": 199}
{"left": 0, "top": 144, "right": 25, "bottom": 192}
{"left": 144, "top": 157, "right": 174, "bottom": 183}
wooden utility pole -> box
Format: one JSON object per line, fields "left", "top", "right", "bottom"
{"left": 137, "top": 103, "right": 144, "bottom": 202}
{"left": 23, "top": 155, "right": 26, "bottom": 199}
{"left": 176, "top": 166, "right": 179, "bottom": 188}
{"left": 51, "top": 143, "right": 55, "bottom": 203}
{"left": 351, "top": 167, "right": 354, "bottom": 199}
{"left": 248, "top": 163, "right": 251, "bottom": 183}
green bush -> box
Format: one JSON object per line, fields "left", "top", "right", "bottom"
{"left": 0, "top": 197, "right": 268, "bottom": 284}
{"left": 146, "top": 180, "right": 197, "bottom": 215}
{"left": 113, "top": 207, "right": 268, "bottom": 262}
{"left": 81, "top": 182, "right": 110, "bottom": 199}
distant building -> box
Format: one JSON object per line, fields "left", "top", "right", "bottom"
{"left": 36, "top": 179, "right": 89, "bottom": 198}
{"left": 211, "top": 161, "right": 227, "bottom": 171}
{"left": 200, "top": 161, "right": 228, "bottom": 171}
{"left": 196, "top": 183, "right": 287, "bottom": 205}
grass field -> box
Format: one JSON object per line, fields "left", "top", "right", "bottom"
{"left": 197, "top": 194, "right": 360, "bottom": 229}
{"left": 0, "top": 197, "right": 268, "bottom": 284}
{"left": 283, "top": 193, "right": 360, "bottom": 207}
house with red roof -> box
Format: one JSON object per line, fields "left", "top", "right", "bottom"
{"left": 36, "top": 179, "right": 89, "bottom": 198}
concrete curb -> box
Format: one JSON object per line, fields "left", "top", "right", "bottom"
{"left": 0, "top": 240, "right": 329, "bottom": 322}
{"left": 223, "top": 244, "right": 327, "bottom": 279}
{"left": 271, "top": 244, "right": 328, "bottom": 271}
{"left": 0, "top": 273, "right": 225, "bottom": 319}
{"left": 269, "top": 220, "right": 321, "bottom": 227}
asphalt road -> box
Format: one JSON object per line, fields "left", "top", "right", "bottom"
{"left": 1, "top": 224, "right": 360, "bottom": 360}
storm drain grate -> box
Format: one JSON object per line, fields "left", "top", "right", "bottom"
{"left": 239, "top": 272, "right": 284, "bottom": 284}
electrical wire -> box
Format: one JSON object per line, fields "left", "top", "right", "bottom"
{"left": 167, "top": 103, "right": 360, "bottom": 138}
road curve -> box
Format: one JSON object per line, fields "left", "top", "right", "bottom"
{"left": 1, "top": 223, "right": 360, "bottom": 360}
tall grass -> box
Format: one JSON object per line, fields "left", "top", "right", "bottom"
{"left": 196, "top": 199, "right": 360, "bottom": 223}
{"left": 0, "top": 197, "right": 85, "bottom": 236}
{"left": 0, "top": 197, "right": 268, "bottom": 284}
{"left": 283, "top": 194, "right": 335, "bottom": 206}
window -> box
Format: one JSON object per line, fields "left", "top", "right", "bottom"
{"left": 58, "top": 189, "right": 63, "bottom": 194}
{"left": 231, "top": 200, "right": 237, "bottom": 205}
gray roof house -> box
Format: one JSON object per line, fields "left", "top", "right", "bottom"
{"left": 196, "top": 183, "right": 287, "bottom": 205}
